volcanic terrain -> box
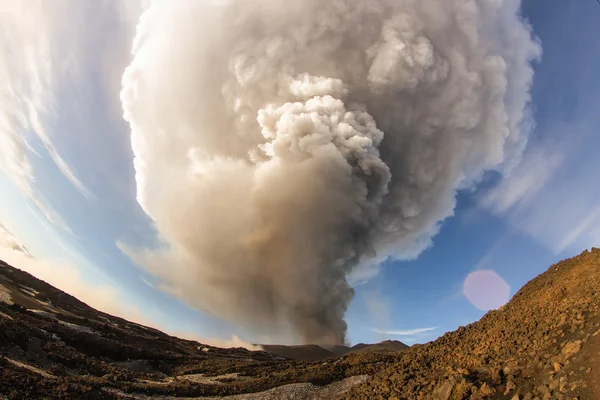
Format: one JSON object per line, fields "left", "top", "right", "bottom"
{"left": 1, "top": 249, "right": 599, "bottom": 399}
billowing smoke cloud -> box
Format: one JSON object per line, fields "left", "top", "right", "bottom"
{"left": 121, "top": 0, "right": 540, "bottom": 344}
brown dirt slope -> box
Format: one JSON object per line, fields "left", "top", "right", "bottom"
{"left": 343, "top": 248, "right": 600, "bottom": 399}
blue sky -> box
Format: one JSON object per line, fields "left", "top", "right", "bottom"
{"left": 0, "top": 0, "right": 599, "bottom": 347}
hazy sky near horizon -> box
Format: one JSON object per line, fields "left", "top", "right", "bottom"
{"left": 0, "top": 0, "right": 599, "bottom": 346}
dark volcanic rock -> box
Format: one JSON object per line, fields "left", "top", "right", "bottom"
{"left": 260, "top": 344, "right": 337, "bottom": 361}
{"left": 0, "top": 260, "right": 401, "bottom": 399}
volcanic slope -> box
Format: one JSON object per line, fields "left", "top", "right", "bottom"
{"left": 344, "top": 248, "right": 600, "bottom": 399}
{"left": 0, "top": 259, "right": 403, "bottom": 399}
{"left": 0, "top": 248, "right": 599, "bottom": 399}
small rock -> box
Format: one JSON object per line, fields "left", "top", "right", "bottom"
{"left": 433, "top": 380, "right": 454, "bottom": 400}
{"left": 480, "top": 382, "right": 495, "bottom": 396}
{"left": 561, "top": 341, "right": 582, "bottom": 359}
{"left": 504, "top": 380, "right": 517, "bottom": 395}
{"left": 537, "top": 384, "right": 550, "bottom": 396}
{"left": 553, "top": 362, "right": 563, "bottom": 372}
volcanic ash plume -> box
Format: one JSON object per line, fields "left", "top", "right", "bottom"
{"left": 121, "top": 0, "right": 540, "bottom": 344}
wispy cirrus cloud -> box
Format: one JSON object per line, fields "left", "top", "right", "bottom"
{"left": 373, "top": 326, "right": 440, "bottom": 336}
{"left": 0, "top": 3, "right": 91, "bottom": 200}
{"left": 481, "top": 125, "right": 600, "bottom": 254}
{"left": 0, "top": 1, "right": 147, "bottom": 232}
{"left": 480, "top": 145, "right": 563, "bottom": 216}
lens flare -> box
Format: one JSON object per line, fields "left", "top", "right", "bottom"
{"left": 463, "top": 270, "right": 511, "bottom": 311}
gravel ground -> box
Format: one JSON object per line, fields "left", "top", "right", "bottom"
{"left": 103, "top": 375, "right": 370, "bottom": 400}
{"left": 0, "top": 283, "right": 13, "bottom": 305}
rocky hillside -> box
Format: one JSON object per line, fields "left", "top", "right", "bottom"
{"left": 344, "top": 248, "right": 600, "bottom": 399}
{"left": 0, "top": 248, "right": 599, "bottom": 399}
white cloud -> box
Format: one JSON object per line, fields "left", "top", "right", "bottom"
{"left": 481, "top": 145, "right": 563, "bottom": 215}
{"left": 0, "top": 221, "right": 33, "bottom": 258}
{"left": 0, "top": 3, "right": 91, "bottom": 198}
{"left": 0, "top": 2, "right": 145, "bottom": 230}
{"left": 25, "top": 196, "right": 77, "bottom": 238}
{"left": 348, "top": 264, "right": 382, "bottom": 286}
{"left": 481, "top": 127, "right": 600, "bottom": 253}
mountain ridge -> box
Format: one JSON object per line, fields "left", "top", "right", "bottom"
{"left": 259, "top": 340, "right": 409, "bottom": 361}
